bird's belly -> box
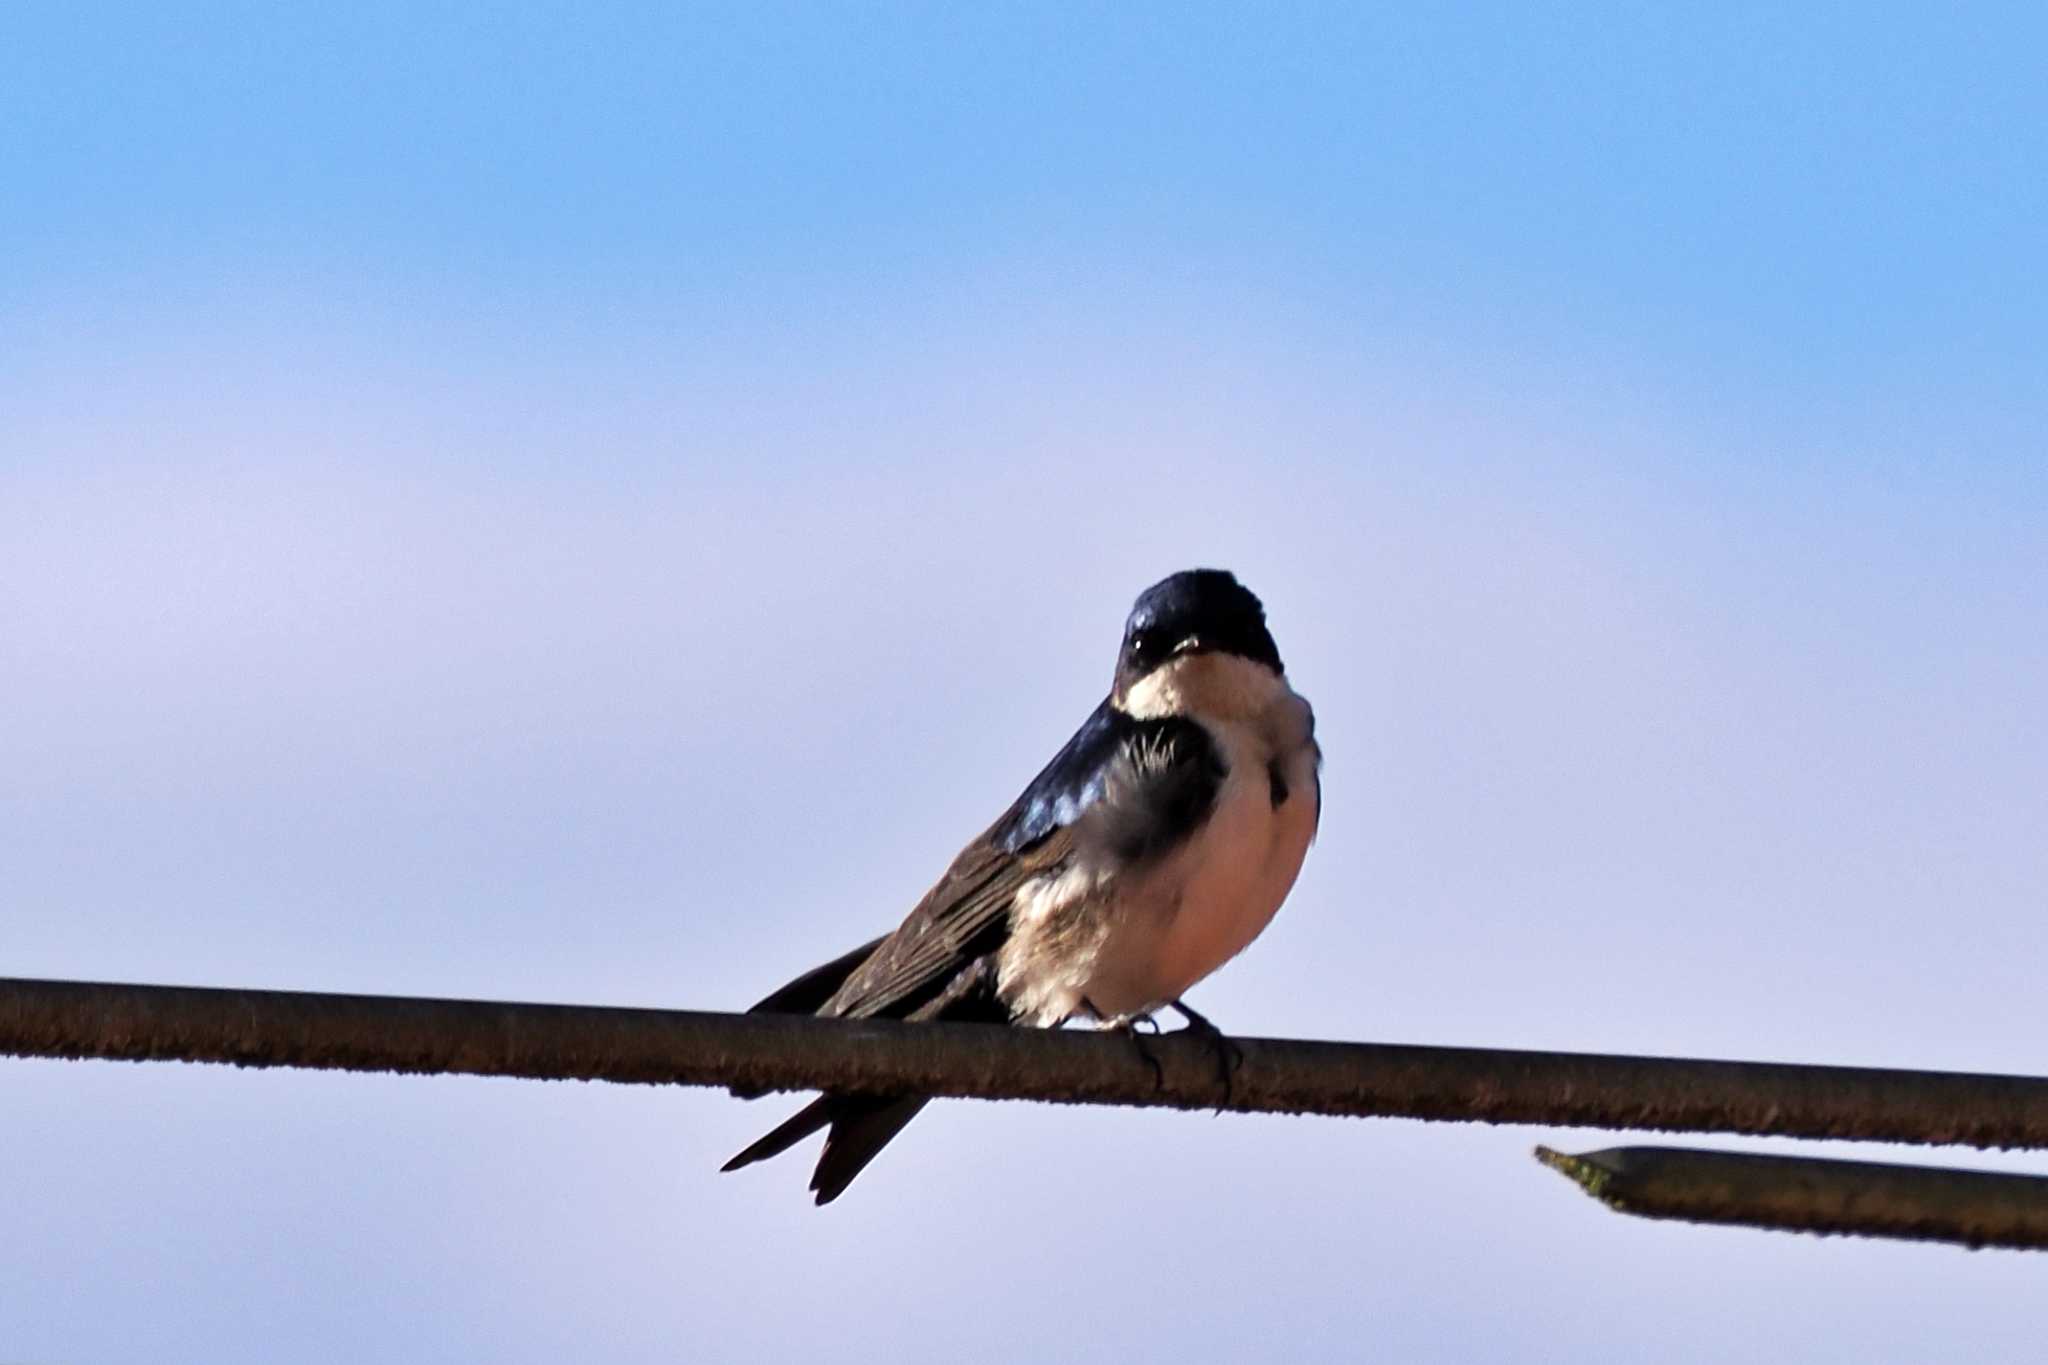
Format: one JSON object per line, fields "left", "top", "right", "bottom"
{"left": 1081, "top": 744, "right": 1318, "bottom": 1018}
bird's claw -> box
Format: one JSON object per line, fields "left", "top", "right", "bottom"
{"left": 1088, "top": 1000, "right": 1167, "bottom": 1089}
{"left": 1169, "top": 999, "right": 1244, "bottom": 1101}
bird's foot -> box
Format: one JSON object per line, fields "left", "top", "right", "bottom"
{"left": 1168, "top": 998, "right": 1244, "bottom": 1101}
{"left": 1087, "top": 999, "right": 1167, "bottom": 1089}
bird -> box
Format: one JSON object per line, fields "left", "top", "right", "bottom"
{"left": 722, "top": 568, "right": 1321, "bottom": 1203}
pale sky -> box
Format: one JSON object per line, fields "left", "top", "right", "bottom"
{"left": 5, "top": 6, "right": 2046, "bottom": 1361}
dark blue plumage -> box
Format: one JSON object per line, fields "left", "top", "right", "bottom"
{"left": 1118, "top": 568, "right": 1282, "bottom": 680}
{"left": 990, "top": 701, "right": 1221, "bottom": 858}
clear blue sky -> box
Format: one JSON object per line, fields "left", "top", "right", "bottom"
{"left": 5, "top": 5, "right": 2046, "bottom": 1362}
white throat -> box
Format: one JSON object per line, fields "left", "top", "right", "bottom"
{"left": 1118, "top": 652, "right": 1288, "bottom": 724}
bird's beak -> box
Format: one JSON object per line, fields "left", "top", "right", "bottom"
{"left": 1171, "top": 635, "right": 1209, "bottom": 657}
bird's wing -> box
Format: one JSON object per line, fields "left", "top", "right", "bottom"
{"left": 740, "top": 702, "right": 1120, "bottom": 1024}
{"left": 807, "top": 700, "right": 1222, "bottom": 1022}
{"left": 729, "top": 699, "right": 1223, "bottom": 1201}
{"left": 814, "top": 826, "right": 1075, "bottom": 1020}
{"left": 744, "top": 936, "right": 887, "bottom": 1015}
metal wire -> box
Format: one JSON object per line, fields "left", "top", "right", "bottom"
{"left": 7, "top": 976, "right": 2048, "bottom": 1150}
{"left": 1536, "top": 1145, "right": 2048, "bottom": 1250}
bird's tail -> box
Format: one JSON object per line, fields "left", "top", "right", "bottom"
{"left": 722, "top": 1093, "right": 931, "bottom": 1204}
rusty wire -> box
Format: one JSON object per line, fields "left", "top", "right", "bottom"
{"left": 7, "top": 975, "right": 2048, "bottom": 1151}
{"left": 1536, "top": 1145, "right": 2048, "bottom": 1250}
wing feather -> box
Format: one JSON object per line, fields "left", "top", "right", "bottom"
{"left": 818, "top": 825, "right": 1073, "bottom": 1020}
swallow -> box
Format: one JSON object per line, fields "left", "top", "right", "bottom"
{"left": 723, "top": 569, "right": 1320, "bottom": 1202}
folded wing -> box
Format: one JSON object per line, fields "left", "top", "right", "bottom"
{"left": 724, "top": 700, "right": 1220, "bottom": 1202}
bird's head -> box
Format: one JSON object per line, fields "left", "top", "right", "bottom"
{"left": 1112, "top": 569, "right": 1287, "bottom": 721}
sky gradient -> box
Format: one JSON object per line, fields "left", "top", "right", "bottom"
{"left": 5, "top": 5, "right": 2046, "bottom": 1361}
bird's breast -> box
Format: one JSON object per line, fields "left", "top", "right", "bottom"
{"left": 1075, "top": 696, "right": 1319, "bottom": 1019}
